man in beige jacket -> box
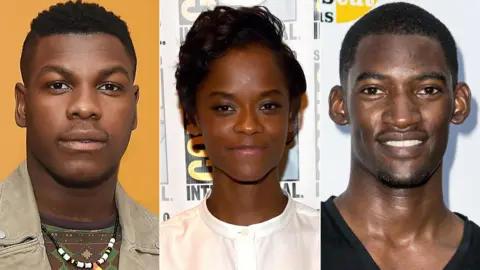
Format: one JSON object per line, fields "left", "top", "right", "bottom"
{"left": 0, "top": 1, "right": 158, "bottom": 269}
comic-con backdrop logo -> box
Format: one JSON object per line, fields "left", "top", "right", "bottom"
{"left": 314, "top": 0, "right": 377, "bottom": 23}
{"left": 184, "top": 129, "right": 213, "bottom": 184}
{"left": 184, "top": 125, "right": 214, "bottom": 202}
{"left": 178, "top": 0, "right": 298, "bottom": 42}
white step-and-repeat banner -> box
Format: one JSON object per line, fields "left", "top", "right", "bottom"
{"left": 161, "top": 0, "right": 480, "bottom": 224}
{"left": 160, "top": 0, "right": 318, "bottom": 221}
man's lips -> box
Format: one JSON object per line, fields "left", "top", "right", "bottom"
{"left": 382, "top": 140, "right": 423, "bottom": 147}
{"left": 58, "top": 130, "right": 108, "bottom": 151}
{"left": 376, "top": 131, "right": 428, "bottom": 148}
{"left": 58, "top": 140, "right": 106, "bottom": 151}
{"left": 375, "top": 131, "right": 429, "bottom": 158}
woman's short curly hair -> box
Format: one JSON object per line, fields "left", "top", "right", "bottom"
{"left": 175, "top": 5, "right": 306, "bottom": 124}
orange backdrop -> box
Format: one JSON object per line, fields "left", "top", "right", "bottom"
{"left": 0, "top": 0, "right": 159, "bottom": 214}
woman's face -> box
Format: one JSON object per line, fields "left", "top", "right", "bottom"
{"left": 193, "top": 44, "right": 293, "bottom": 182}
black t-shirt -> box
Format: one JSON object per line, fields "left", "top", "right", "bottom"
{"left": 322, "top": 196, "right": 480, "bottom": 270}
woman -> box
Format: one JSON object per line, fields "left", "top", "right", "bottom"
{"left": 160, "top": 5, "right": 319, "bottom": 270}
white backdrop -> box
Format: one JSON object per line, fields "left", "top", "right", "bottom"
{"left": 319, "top": 0, "right": 480, "bottom": 224}
{"left": 160, "top": 0, "right": 318, "bottom": 221}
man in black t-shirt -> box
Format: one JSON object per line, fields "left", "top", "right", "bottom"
{"left": 322, "top": 2, "right": 480, "bottom": 269}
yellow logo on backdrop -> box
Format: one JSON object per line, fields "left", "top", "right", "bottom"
{"left": 186, "top": 136, "right": 208, "bottom": 158}
{"left": 315, "top": 0, "right": 378, "bottom": 23}
{"left": 187, "top": 160, "right": 213, "bottom": 181}
{"left": 185, "top": 128, "right": 213, "bottom": 183}
{"left": 336, "top": 0, "right": 377, "bottom": 23}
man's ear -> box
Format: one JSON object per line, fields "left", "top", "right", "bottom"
{"left": 451, "top": 82, "right": 471, "bottom": 125}
{"left": 15, "top": 83, "right": 27, "bottom": 128}
{"left": 132, "top": 85, "right": 140, "bottom": 130}
{"left": 329, "top": 85, "right": 349, "bottom": 125}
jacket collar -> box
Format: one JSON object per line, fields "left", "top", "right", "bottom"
{"left": 0, "top": 161, "right": 158, "bottom": 255}
{"left": 0, "top": 161, "right": 42, "bottom": 244}
{"left": 115, "top": 180, "right": 159, "bottom": 253}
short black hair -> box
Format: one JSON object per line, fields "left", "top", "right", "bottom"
{"left": 339, "top": 2, "right": 457, "bottom": 87}
{"left": 175, "top": 5, "right": 306, "bottom": 123}
{"left": 20, "top": 0, "right": 137, "bottom": 85}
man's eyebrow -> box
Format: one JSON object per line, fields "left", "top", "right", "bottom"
{"left": 355, "top": 72, "right": 386, "bottom": 83}
{"left": 415, "top": 72, "right": 447, "bottom": 84}
{"left": 37, "top": 65, "right": 131, "bottom": 81}
{"left": 98, "top": 66, "right": 131, "bottom": 81}
{"left": 38, "top": 65, "right": 74, "bottom": 80}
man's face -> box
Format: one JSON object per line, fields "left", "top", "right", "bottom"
{"left": 16, "top": 33, "right": 139, "bottom": 187}
{"left": 194, "top": 45, "right": 294, "bottom": 182}
{"left": 330, "top": 34, "right": 470, "bottom": 188}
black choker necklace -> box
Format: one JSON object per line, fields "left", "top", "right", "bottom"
{"left": 41, "top": 213, "right": 120, "bottom": 269}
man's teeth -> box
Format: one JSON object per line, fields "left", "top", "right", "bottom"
{"left": 384, "top": 140, "right": 422, "bottom": 147}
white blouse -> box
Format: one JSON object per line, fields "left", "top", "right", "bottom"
{"left": 160, "top": 191, "right": 320, "bottom": 270}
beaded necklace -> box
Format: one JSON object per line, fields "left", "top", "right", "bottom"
{"left": 41, "top": 213, "right": 120, "bottom": 269}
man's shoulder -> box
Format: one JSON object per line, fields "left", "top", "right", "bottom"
{"left": 466, "top": 218, "right": 480, "bottom": 245}
{"left": 114, "top": 184, "right": 159, "bottom": 256}
{"left": 131, "top": 198, "right": 159, "bottom": 224}
{"left": 0, "top": 162, "right": 35, "bottom": 215}
{"left": 456, "top": 213, "right": 480, "bottom": 240}
{"left": 116, "top": 186, "right": 159, "bottom": 227}
{"left": 467, "top": 218, "right": 480, "bottom": 230}
{"left": 450, "top": 217, "right": 480, "bottom": 268}
{"left": 0, "top": 163, "right": 25, "bottom": 188}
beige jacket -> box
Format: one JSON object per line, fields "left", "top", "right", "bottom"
{"left": 0, "top": 162, "right": 159, "bottom": 269}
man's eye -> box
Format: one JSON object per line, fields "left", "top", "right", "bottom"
{"left": 418, "top": 87, "right": 440, "bottom": 95}
{"left": 99, "top": 84, "right": 121, "bottom": 91}
{"left": 49, "top": 82, "right": 70, "bottom": 90}
{"left": 361, "top": 87, "right": 384, "bottom": 95}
